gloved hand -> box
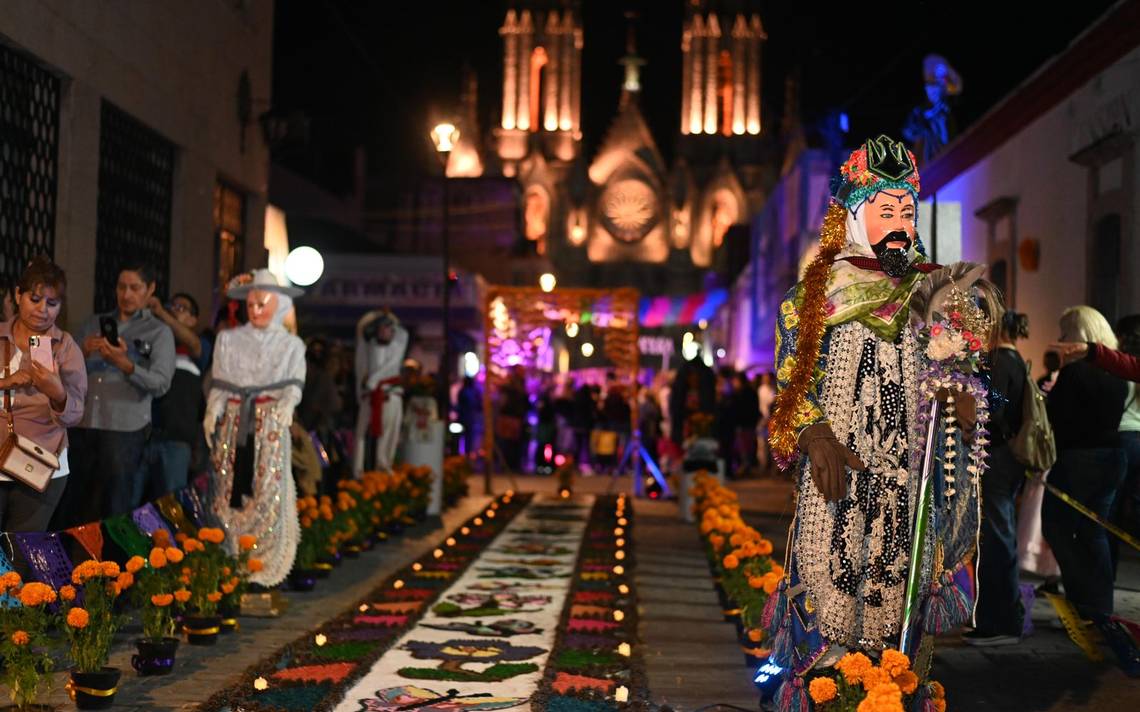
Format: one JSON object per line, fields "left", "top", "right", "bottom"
{"left": 935, "top": 389, "right": 977, "bottom": 443}
{"left": 798, "top": 422, "right": 865, "bottom": 502}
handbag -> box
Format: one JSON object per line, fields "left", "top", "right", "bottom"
{"left": 0, "top": 340, "right": 59, "bottom": 492}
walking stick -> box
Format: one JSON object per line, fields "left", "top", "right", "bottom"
{"left": 899, "top": 398, "right": 941, "bottom": 656}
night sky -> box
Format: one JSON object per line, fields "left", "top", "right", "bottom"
{"left": 272, "top": 0, "right": 1118, "bottom": 198}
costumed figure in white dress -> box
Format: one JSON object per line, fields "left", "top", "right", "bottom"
{"left": 204, "top": 269, "right": 305, "bottom": 587}
{"left": 353, "top": 309, "right": 408, "bottom": 475}
{"left": 763, "top": 136, "right": 989, "bottom": 708}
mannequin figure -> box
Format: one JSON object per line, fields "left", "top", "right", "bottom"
{"left": 353, "top": 309, "right": 408, "bottom": 474}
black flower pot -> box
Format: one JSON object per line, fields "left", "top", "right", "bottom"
{"left": 219, "top": 603, "right": 240, "bottom": 634}
{"left": 289, "top": 568, "right": 318, "bottom": 591}
{"left": 69, "top": 667, "right": 121, "bottom": 710}
{"left": 182, "top": 614, "right": 222, "bottom": 645}
{"left": 132, "top": 637, "right": 179, "bottom": 676}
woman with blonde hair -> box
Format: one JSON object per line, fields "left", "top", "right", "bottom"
{"left": 1044, "top": 306, "right": 1139, "bottom": 675}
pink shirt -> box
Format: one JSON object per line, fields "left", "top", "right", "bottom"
{"left": 0, "top": 320, "right": 88, "bottom": 455}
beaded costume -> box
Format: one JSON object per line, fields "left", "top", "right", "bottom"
{"left": 205, "top": 277, "right": 305, "bottom": 587}
{"left": 766, "top": 138, "right": 984, "bottom": 691}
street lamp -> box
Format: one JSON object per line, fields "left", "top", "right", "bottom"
{"left": 539, "top": 272, "right": 557, "bottom": 293}
{"left": 431, "top": 121, "right": 460, "bottom": 458}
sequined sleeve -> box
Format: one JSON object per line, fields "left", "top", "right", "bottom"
{"left": 774, "top": 285, "right": 827, "bottom": 440}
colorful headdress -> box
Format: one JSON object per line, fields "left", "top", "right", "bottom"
{"left": 832, "top": 135, "right": 921, "bottom": 212}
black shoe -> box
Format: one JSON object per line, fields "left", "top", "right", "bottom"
{"left": 961, "top": 629, "right": 1020, "bottom": 647}
{"left": 1097, "top": 620, "right": 1140, "bottom": 678}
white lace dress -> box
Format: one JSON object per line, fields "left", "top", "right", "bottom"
{"left": 206, "top": 324, "right": 305, "bottom": 586}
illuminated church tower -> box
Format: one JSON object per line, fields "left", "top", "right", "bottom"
{"left": 496, "top": 2, "right": 583, "bottom": 173}
{"left": 680, "top": 3, "right": 766, "bottom": 137}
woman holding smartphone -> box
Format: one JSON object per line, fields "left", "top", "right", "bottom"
{"left": 0, "top": 257, "right": 87, "bottom": 530}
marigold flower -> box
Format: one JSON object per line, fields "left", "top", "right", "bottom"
{"left": 747, "top": 629, "right": 764, "bottom": 643}
{"left": 756, "top": 539, "right": 774, "bottom": 556}
{"left": 179, "top": 575, "right": 191, "bottom": 585}
{"left": 301, "top": 517, "right": 313, "bottom": 528}
{"left": 207, "top": 591, "right": 222, "bottom": 603}
{"left": 101, "top": 561, "right": 121, "bottom": 578}
{"left": 239, "top": 534, "right": 257, "bottom": 551}
{"left": 117, "top": 572, "right": 135, "bottom": 590}
{"left": 149, "top": 548, "right": 168, "bottom": 569}
{"left": 0, "top": 571, "right": 21, "bottom": 588}
{"left": 932, "top": 700, "right": 947, "bottom": 712}
{"left": 126, "top": 556, "right": 146, "bottom": 574}
{"left": 894, "top": 670, "right": 919, "bottom": 695}
{"left": 165, "top": 547, "right": 184, "bottom": 564}
{"left": 221, "top": 582, "right": 235, "bottom": 594}
{"left": 18, "top": 582, "right": 56, "bottom": 607}
{"left": 880, "top": 649, "right": 910, "bottom": 678}
{"left": 762, "top": 573, "right": 780, "bottom": 595}
{"left": 11, "top": 630, "right": 30, "bottom": 646}
{"left": 748, "top": 575, "right": 765, "bottom": 589}
{"left": 808, "top": 677, "right": 838, "bottom": 704}
{"left": 173, "top": 588, "right": 191, "bottom": 603}
{"left": 151, "top": 593, "right": 174, "bottom": 607}
{"left": 174, "top": 532, "right": 188, "bottom": 543}
{"left": 222, "top": 566, "right": 232, "bottom": 576}
{"left": 67, "top": 607, "right": 90, "bottom": 629}
{"left": 60, "top": 584, "right": 77, "bottom": 602}
{"left": 722, "top": 554, "right": 740, "bottom": 570}
{"left": 183, "top": 538, "right": 203, "bottom": 553}
{"left": 929, "top": 682, "right": 945, "bottom": 700}
{"left": 248, "top": 558, "right": 264, "bottom": 573}
{"left": 836, "top": 652, "right": 872, "bottom": 685}
{"left": 199, "top": 528, "right": 225, "bottom": 545}
{"left": 182, "top": 567, "right": 192, "bottom": 576}
{"left": 152, "top": 529, "right": 171, "bottom": 547}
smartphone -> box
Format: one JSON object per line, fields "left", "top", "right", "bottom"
{"left": 28, "top": 336, "right": 54, "bottom": 371}
{"left": 99, "top": 316, "right": 120, "bottom": 347}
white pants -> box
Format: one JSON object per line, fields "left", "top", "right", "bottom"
{"left": 354, "top": 393, "right": 403, "bottom": 475}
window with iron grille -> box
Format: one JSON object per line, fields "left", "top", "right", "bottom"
{"left": 94, "top": 101, "right": 174, "bottom": 312}
{"left": 213, "top": 181, "right": 246, "bottom": 290}
{"left": 0, "top": 42, "right": 61, "bottom": 294}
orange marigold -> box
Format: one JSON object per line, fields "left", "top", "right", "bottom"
{"left": 165, "top": 547, "right": 184, "bottom": 564}
{"left": 199, "top": 528, "right": 225, "bottom": 545}
{"left": 173, "top": 588, "right": 191, "bottom": 603}
{"left": 101, "top": 561, "right": 120, "bottom": 578}
{"left": 748, "top": 575, "right": 765, "bottom": 589}
{"left": 248, "top": 558, "right": 264, "bottom": 573}
{"left": 894, "top": 670, "right": 919, "bottom": 695}
{"left": 221, "top": 582, "right": 235, "bottom": 594}
{"left": 10, "top": 630, "right": 30, "bottom": 646}
{"left": 239, "top": 534, "right": 257, "bottom": 551}
{"left": 151, "top": 593, "right": 174, "bottom": 607}
{"left": 880, "top": 649, "right": 910, "bottom": 678}
{"left": 808, "top": 677, "right": 838, "bottom": 704}
{"left": 116, "top": 572, "right": 134, "bottom": 591}
{"left": 149, "top": 548, "right": 168, "bottom": 569}
{"left": 152, "top": 529, "right": 171, "bottom": 547}
{"left": 66, "top": 607, "right": 89, "bottom": 629}
{"left": 183, "top": 539, "right": 203, "bottom": 553}
{"left": 836, "top": 652, "right": 872, "bottom": 685}
{"left": 206, "top": 591, "right": 222, "bottom": 603}
{"left": 18, "top": 582, "right": 56, "bottom": 607}
{"left": 747, "top": 629, "right": 764, "bottom": 643}
{"left": 929, "top": 682, "right": 945, "bottom": 700}
{"left": 60, "top": 584, "right": 77, "bottom": 602}
{"left": 174, "top": 532, "right": 188, "bottom": 543}
{"left": 125, "top": 556, "right": 146, "bottom": 574}
{"left": 222, "top": 567, "right": 232, "bottom": 576}
{"left": 756, "top": 539, "right": 774, "bottom": 556}
{"left": 762, "top": 573, "right": 780, "bottom": 595}
{"left": 932, "top": 700, "right": 947, "bottom": 712}
{"left": 179, "top": 575, "right": 191, "bottom": 585}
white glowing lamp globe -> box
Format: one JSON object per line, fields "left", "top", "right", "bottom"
{"left": 431, "top": 122, "right": 460, "bottom": 153}
{"left": 539, "top": 273, "right": 557, "bottom": 293}
{"left": 581, "top": 342, "right": 595, "bottom": 358}
{"left": 284, "top": 246, "right": 324, "bottom": 286}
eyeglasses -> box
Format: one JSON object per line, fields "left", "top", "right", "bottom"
{"left": 169, "top": 302, "right": 194, "bottom": 316}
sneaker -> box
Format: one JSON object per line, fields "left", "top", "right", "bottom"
{"left": 961, "top": 630, "right": 1020, "bottom": 647}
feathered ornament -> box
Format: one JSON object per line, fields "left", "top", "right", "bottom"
{"left": 908, "top": 262, "right": 987, "bottom": 327}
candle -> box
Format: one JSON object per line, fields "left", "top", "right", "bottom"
{"left": 314, "top": 633, "right": 327, "bottom": 647}
{"left": 615, "top": 550, "right": 626, "bottom": 561}
{"left": 615, "top": 686, "right": 629, "bottom": 702}
{"left": 613, "top": 610, "right": 625, "bottom": 622}
{"left": 461, "top": 527, "right": 471, "bottom": 536}
{"left": 618, "top": 584, "right": 630, "bottom": 594}
{"left": 394, "top": 580, "right": 405, "bottom": 589}
{"left": 433, "top": 549, "right": 444, "bottom": 559}
{"left": 618, "top": 642, "right": 631, "bottom": 657}
{"left": 446, "top": 537, "right": 456, "bottom": 547}
{"left": 253, "top": 677, "right": 269, "bottom": 691}
{"left": 613, "top": 565, "right": 625, "bottom": 575}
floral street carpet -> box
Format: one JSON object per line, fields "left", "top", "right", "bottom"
{"left": 201, "top": 493, "right": 644, "bottom": 712}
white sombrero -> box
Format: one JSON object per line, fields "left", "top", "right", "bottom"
{"left": 225, "top": 268, "right": 304, "bottom": 299}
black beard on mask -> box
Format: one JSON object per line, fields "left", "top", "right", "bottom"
{"left": 871, "top": 230, "right": 914, "bottom": 278}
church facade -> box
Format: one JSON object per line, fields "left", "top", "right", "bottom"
{"left": 448, "top": 0, "right": 775, "bottom": 296}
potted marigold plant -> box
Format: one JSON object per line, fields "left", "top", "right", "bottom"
{"left": 61, "top": 559, "right": 134, "bottom": 709}
{"left": 313, "top": 495, "right": 341, "bottom": 577}
{"left": 803, "top": 650, "right": 946, "bottom": 712}
{"left": 127, "top": 543, "right": 186, "bottom": 676}
{"left": 180, "top": 528, "right": 227, "bottom": 645}
{"left": 0, "top": 574, "right": 57, "bottom": 711}
{"left": 217, "top": 534, "right": 261, "bottom": 633}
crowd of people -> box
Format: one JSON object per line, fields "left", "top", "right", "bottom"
{"left": 481, "top": 363, "right": 779, "bottom": 479}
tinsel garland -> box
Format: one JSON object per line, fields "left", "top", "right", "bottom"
{"left": 768, "top": 201, "right": 848, "bottom": 467}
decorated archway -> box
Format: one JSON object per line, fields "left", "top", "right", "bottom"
{"left": 481, "top": 286, "right": 640, "bottom": 492}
